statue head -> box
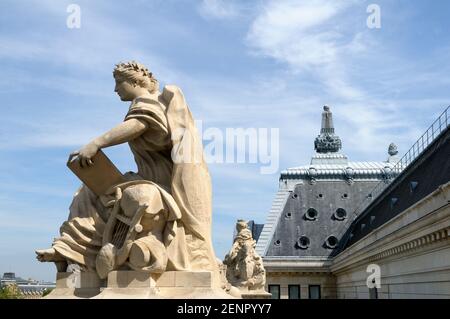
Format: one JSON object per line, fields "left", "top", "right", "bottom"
{"left": 113, "top": 61, "right": 159, "bottom": 101}
{"left": 236, "top": 219, "right": 248, "bottom": 232}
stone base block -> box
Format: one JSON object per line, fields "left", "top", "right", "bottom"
{"left": 94, "top": 271, "right": 235, "bottom": 299}
{"left": 44, "top": 272, "right": 104, "bottom": 299}
{"left": 47, "top": 271, "right": 236, "bottom": 299}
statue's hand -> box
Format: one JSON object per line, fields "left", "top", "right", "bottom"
{"left": 69, "top": 142, "right": 99, "bottom": 168}
{"left": 35, "top": 248, "right": 62, "bottom": 262}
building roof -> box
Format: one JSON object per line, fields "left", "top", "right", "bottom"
{"left": 256, "top": 106, "right": 400, "bottom": 257}
{"left": 282, "top": 159, "right": 398, "bottom": 179}
{"left": 255, "top": 190, "right": 291, "bottom": 256}
{"left": 340, "top": 106, "right": 450, "bottom": 251}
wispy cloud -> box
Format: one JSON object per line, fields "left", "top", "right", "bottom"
{"left": 243, "top": 0, "right": 449, "bottom": 160}
{"left": 198, "top": 0, "right": 240, "bottom": 19}
{"left": 247, "top": 0, "right": 351, "bottom": 68}
{"left": 246, "top": 0, "right": 368, "bottom": 100}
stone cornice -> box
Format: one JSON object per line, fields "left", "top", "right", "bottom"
{"left": 364, "top": 227, "right": 449, "bottom": 263}
{"left": 262, "top": 256, "right": 333, "bottom": 273}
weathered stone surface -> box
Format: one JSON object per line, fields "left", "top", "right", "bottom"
{"left": 36, "top": 61, "right": 227, "bottom": 298}
{"left": 44, "top": 271, "right": 103, "bottom": 299}
{"left": 224, "top": 220, "right": 268, "bottom": 295}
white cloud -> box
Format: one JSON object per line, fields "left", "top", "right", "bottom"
{"left": 246, "top": 0, "right": 370, "bottom": 100}
{"left": 243, "top": 0, "right": 449, "bottom": 159}
{"left": 198, "top": 0, "right": 239, "bottom": 19}
{"left": 247, "top": 0, "right": 353, "bottom": 69}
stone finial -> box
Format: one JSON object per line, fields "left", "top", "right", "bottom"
{"left": 314, "top": 105, "right": 342, "bottom": 153}
{"left": 388, "top": 143, "right": 398, "bottom": 156}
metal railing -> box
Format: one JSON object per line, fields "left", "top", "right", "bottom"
{"left": 351, "top": 105, "right": 450, "bottom": 219}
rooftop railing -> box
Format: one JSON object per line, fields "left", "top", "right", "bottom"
{"left": 351, "top": 105, "right": 450, "bottom": 219}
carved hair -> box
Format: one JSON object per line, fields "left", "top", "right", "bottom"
{"left": 113, "top": 61, "right": 159, "bottom": 93}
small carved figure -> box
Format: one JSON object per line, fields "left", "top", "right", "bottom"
{"left": 223, "top": 220, "right": 266, "bottom": 292}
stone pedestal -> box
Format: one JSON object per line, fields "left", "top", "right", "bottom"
{"left": 48, "top": 271, "right": 235, "bottom": 299}
{"left": 44, "top": 272, "right": 104, "bottom": 299}
{"left": 93, "top": 271, "right": 160, "bottom": 299}
{"left": 96, "top": 270, "right": 233, "bottom": 299}
{"left": 241, "top": 291, "right": 272, "bottom": 299}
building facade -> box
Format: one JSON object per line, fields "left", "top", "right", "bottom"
{"left": 252, "top": 105, "right": 450, "bottom": 299}
{"left": 0, "top": 272, "right": 55, "bottom": 298}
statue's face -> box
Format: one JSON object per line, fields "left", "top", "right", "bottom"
{"left": 114, "top": 78, "right": 136, "bottom": 101}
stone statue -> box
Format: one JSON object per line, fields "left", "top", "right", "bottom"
{"left": 223, "top": 220, "right": 266, "bottom": 293}
{"left": 217, "top": 258, "right": 241, "bottom": 298}
{"left": 35, "top": 61, "right": 220, "bottom": 284}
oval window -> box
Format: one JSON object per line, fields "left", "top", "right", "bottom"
{"left": 325, "top": 236, "right": 338, "bottom": 249}
{"left": 305, "top": 208, "right": 318, "bottom": 221}
{"left": 334, "top": 208, "right": 347, "bottom": 221}
{"left": 297, "top": 236, "right": 310, "bottom": 249}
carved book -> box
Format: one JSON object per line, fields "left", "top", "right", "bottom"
{"left": 67, "top": 150, "right": 126, "bottom": 196}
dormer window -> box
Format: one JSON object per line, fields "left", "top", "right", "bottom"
{"left": 305, "top": 208, "right": 318, "bottom": 221}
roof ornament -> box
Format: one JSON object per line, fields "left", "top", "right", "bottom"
{"left": 307, "top": 167, "right": 317, "bottom": 184}
{"left": 388, "top": 143, "right": 398, "bottom": 156}
{"left": 314, "top": 105, "right": 342, "bottom": 153}
{"left": 344, "top": 166, "right": 355, "bottom": 184}
{"left": 387, "top": 142, "right": 400, "bottom": 163}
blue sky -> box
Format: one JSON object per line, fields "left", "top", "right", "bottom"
{"left": 0, "top": 0, "right": 449, "bottom": 282}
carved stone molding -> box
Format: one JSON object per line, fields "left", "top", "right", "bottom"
{"left": 366, "top": 227, "right": 450, "bottom": 263}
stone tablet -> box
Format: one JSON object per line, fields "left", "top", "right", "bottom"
{"left": 67, "top": 150, "right": 126, "bottom": 196}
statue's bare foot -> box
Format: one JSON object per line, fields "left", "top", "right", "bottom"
{"left": 36, "top": 248, "right": 62, "bottom": 262}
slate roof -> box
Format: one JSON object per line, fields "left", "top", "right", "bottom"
{"left": 256, "top": 106, "right": 400, "bottom": 258}
{"left": 263, "top": 178, "right": 382, "bottom": 257}
{"left": 256, "top": 105, "right": 450, "bottom": 264}
{"left": 340, "top": 108, "right": 450, "bottom": 251}
{"left": 255, "top": 190, "right": 291, "bottom": 255}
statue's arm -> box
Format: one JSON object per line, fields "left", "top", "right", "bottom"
{"left": 72, "top": 119, "right": 148, "bottom": 167}
{"left": 92, "top": 119, "right": 148, "bottom": 149}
